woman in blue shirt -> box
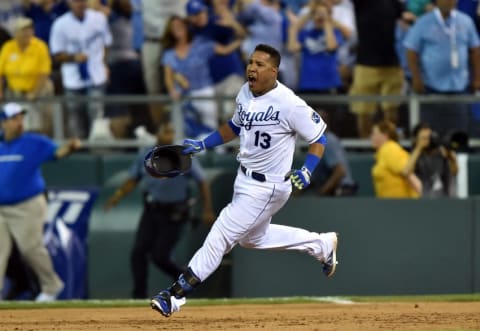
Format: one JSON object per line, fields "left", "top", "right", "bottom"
{"left": 161, "top": 15, "right": 242, "bottom": 135}
{"left": 287, "top": 3, "right": 343, "bottom": 93}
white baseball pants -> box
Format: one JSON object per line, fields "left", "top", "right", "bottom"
{"left": 188, "top": 169, "right": 334, "bottom": 281}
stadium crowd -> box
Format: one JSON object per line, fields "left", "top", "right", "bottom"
{"left": 0, "top": 0, "right": 478, "bottom": 141}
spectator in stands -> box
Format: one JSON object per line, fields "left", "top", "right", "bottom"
{"left": 299, "top": 0, "right": 356, "bottom": 90}
{"left": 141, "top": 0, "right": 187, "bottom": 126}
{"left": 186, "top": 0, "right": 246, "bottom": 122}
{"left": 161, "top": 15, "right": 242, "bottom": 136}
{"left": 0, "top": 17, "right": 54, "bottom": 136}
{"left": 298, "top": 110, "right": 357, "bottom": 196}
{"left": 0, "top": 102, "right": 82, "bottom": 302}
{"left": 288, "top": 2, "right": 343, "bottom": 95}
{"left": 349, "top": 0, "right": 407, "bottom": 138}
{"left": 236, "top": 0, "right": 283, "bottom": 61}
{"left": 235, "top": 0, "right": 296, "bottom": 88}
{"left": 21, "top": 1, "right": 68, "bottom": 98}
{"left": 370, "top": 120, "right": 422, "bottom": 198}
{"left": 104, "top": 122, "right": 215, "bottom": 299}
{"left": 105, "top": 0, "right": 149, "bottom": 139}
{"left": 49, "top": 0, "right": 113, "bottom": 140}
{"left": 290, "top": 1, "right": 351, "bottom": 133}
{"left": 403, "top": 123, "right": 458, "bottom": 197}
{"left": 404, "top": 0, "right": 480, "bottom": 137}
{"left": 0, "top": 1, "right": 24, "bottom": 35}
{"left": 330, "top": 0, "right": 356, "bottom": 90}
{"left": 21, "top": 0, "right": 68, "bottom": 45}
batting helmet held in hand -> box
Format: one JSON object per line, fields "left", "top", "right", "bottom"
{"left": 144, "top": 144, "right": 192, "bottom": 178}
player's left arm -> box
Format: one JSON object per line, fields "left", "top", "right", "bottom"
{"left": 288, "top": 105, "right": 327, "bottom": 190}
{"left": 291, "top": 135, "right": 327, "bottom": 190}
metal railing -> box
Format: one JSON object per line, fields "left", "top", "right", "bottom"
{"left": 6, "top": 93, "right": 480, "bottom": 150}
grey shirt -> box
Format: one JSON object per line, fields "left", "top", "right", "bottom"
{"left": 142, "top": 0, "right": 186, "bottom": 39}
{"left": 311, "top": 132, "right": 355, "bottom": 188}
{"left": 107, "top": 15, "right": 138, "bottom": 63}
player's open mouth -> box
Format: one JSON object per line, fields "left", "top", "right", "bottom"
{"left": 248, "top": 75, "right": 256, "bottom": 87}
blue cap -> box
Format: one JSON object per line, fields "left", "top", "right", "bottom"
{"left": 0, "top": 102, "right": 26, "bottom": 121}
{"left": 186, "top": 0, "right": 207, "bottom": 16}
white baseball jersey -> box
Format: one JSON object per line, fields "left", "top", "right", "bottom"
{"left": 232, "top": 81, "right": 327, "bottom": 176}
{"left": 184, "top": 82, "right": 336, "bottom": 285}
{"left": 50, "top": 9, "right": 112, "bottom": 89}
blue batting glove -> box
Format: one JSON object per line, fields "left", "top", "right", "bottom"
{"left": 182, "top": 139, "right": 205, "bottom": 154}
{"left": 290, "top": 167, "right": 311, "bottom": 190}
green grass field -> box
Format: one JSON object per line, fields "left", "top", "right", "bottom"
{"left": 1, "top": 293, "right": 479, "bottom": 310}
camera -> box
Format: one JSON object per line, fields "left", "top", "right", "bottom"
{"left": 427, "top": 130, "right": 469, "bottom": 152}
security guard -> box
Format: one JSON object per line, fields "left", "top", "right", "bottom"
{"left": 104, "top": 122, "right": 215, "bottom": 298}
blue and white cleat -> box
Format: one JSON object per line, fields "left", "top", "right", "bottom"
{"left": 151, "top": 290, "right": 186, "bottom": 317}
{"left": 322, "top": 232, "right": 338, "bottom": 278}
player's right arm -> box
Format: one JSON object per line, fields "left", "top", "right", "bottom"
{"left": 104, "top": 178, "right": 138, "bottom": 211}
{"left": 104, "top": 151, "right": 143, "bottom": 211}
{"left": 183, "top": 121, "right": 239, "bottom": 154}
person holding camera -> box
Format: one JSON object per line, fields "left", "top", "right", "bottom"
{"left": 371, "top": 120, "right": 422, "bottom": 198}
{"left": 404, "top": 123, "right": 458, "bottom": 197}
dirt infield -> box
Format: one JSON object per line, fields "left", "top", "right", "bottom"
{"left": 1, "top": 302, "right": 480, "bottom": 331}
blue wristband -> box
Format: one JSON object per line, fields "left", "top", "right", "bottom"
{"left": 303, "top": 153, "right": 321, "bottom": 174}
{"left": 203, "top": 131, "right": 224, "bottom": 149}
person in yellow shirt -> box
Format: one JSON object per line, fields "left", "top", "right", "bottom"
{"left": 0, "top": 17, "right": 54, "bottom": 136}
{"left": 370, "top": 120, "right": 422, "bottom": 198}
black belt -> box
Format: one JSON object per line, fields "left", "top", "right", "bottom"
{"left": 240, "top": 165, "right": 289, "bottom": 183}
{"left": 144, "top": 200, "right": 186, "bottom": 209}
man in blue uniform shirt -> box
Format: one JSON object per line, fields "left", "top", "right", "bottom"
{"left": 0, "top": 102, "right": 82, "bottom": 301}
{"left": 104, "top": 122, "right": 215, "bottom": 299}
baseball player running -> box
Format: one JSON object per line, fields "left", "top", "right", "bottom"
{"left": 151, "top": 44, "right": 338, "bottom": 317}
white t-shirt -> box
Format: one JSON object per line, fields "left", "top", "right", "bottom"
{"left": 142, "top": 0, "right": 187, "bottom": 39}
{"left": 233, "top": 81, "right": 326, "bottom": 176}
{"left": 50, "top": 9, "right": 112, "bottom": 89}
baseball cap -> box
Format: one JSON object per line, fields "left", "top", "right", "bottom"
{"left": 0, "top": 103, "right": 27, "bottom": 121}
{"left": 14, "top": 17, "right": 33, "bottom": 32}
{"left": 186, "top": 0, "right": 207, "bottom": 16}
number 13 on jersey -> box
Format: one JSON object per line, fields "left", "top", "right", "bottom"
{"left": 254, "top": 130, "right": 271, "bottom": 149}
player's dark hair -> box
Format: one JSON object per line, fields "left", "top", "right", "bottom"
{"left": 254, "top": 44, "right": 281, "bottom": 68}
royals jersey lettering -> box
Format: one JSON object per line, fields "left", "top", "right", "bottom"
{"left": 232, "top": 81, "right": 326, "bottom": 175}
